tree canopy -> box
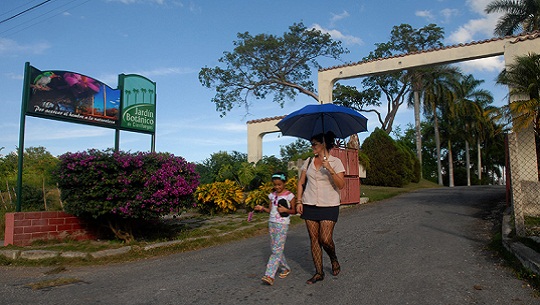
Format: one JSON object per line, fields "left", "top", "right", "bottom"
{"left": 199, "top": 22, "right": 348, "bottom": 116}
{"left": 486, "top": 0, "right": 540, "bottom": 36}
{"left": 333, "top": 24, "right": 445, "bottom": 134}
{"left": 497, "top": 52, "right": 540, "bottom": 134}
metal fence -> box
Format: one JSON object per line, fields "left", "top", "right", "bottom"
{"left": 507, "top": 127, "right": 540, "bottom": 237}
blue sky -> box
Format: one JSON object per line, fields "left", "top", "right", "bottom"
{"left": 0, "top": 0, "right": 506, "bottom": 163}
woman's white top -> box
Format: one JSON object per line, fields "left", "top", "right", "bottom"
{"left": 301, "top": 155, "right": 345, "bottom": 207}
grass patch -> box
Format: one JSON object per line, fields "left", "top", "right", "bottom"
{"left": 26, "top": 277, "right": 82, "bottom": 290}
{"left": 361, "top": 179, "right": 440, "bottom": 202}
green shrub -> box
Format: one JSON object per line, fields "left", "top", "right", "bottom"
{"left": 361, "top": 128, "right": 419, "bottom": 187}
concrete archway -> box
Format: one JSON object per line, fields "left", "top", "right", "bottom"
{"left": 247, "top": 32, "right": 540, "bottom": 165}
{"left": 247, "top": 115, "right": 285, "bottom": 163}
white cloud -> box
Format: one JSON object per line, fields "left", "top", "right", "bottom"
{"left": 466, "top": 0, "right": 492, "bottom": 14}
{"left": 0, "top": 38, "right": 50, "bottom": 55}
{"left": 440, "top": 8, "right": 460, "bottom": 23}
{"left": 416, "top": 8, "right": 458, "bottom": 23}
{"left": 138, "top": 67, "right": 198, "bottom": 77}
{"left": 416, "top": 10, "right": 434, "bottom": 21}
{"left": 5, "top": 72, "right": 23, "bottom": 80}
{"left": 330, "top": 11, "right": 350, "bottom": 25}
{"left": 447, "top": 16, "right": 499, "bottom": 43}
{"left": 311, "top": 24, "right": 363, "bottom": 46}
{"left": 447, "top": 0, "right": 502, "bottom": 44}
{"left": 457, "top": 56, "right": 504, "bottom": 73}
{"left": 98, "top": 66, "right": 197, "bottom": 85}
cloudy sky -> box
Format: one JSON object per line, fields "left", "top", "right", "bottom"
{"left": 0, "top": 0, "right": 506, "bottom": 163}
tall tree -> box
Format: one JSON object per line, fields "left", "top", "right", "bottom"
{"left": 451, "top": 74, "right": 493, "bottom": 186}
{"left": 497, "top": 52, "right": 540, "bottom": 178}
{"left": 497, "top": 52, "right": 540, "bottom": 135}
{"left": 333, "top": 24, "right": 444, "bottom": 175}
{"left": 199, "top": 22, "right": 348, "bottom": 116}
{"left": 476, "top": 106, "right": 507, "bottom": 183}
{"left": 485, "top": 0, "right": 540, "bottom": 36}
{"left": 420, "top": 66, "right": 461, "bottom": 185}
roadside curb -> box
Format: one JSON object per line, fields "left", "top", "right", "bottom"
{"left": 501, "top": 209, "right": 540, "bottom": 275}
{"left": 0, "top": 221, "right": 265, "bottom": 261}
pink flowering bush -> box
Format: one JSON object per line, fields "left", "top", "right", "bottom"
{"left": 54, "top": 149, "right": 199, "bottom": 241}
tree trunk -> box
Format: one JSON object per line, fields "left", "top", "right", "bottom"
{"left": 433, "top": 112, "right": 443, "bottom": 186}
{"left": 414, "top": 90, "right": 423, "bottom": 179}
{"left": 6, "top": 180, "right": 12, "bottom": 203}
{"left": 56, "top": 183, "right": 64, "bottom": 209}
{"left": 465, "top": 140, "right": 471, "bottom": 186}
{"left": 477, "top": 139, "right": 482, "bottom": 183}
{"left": 42, "top": 177, "right": 48, "bottom": 211}
{"left": 448, "top": 139, "right": 455, "bottom": 187}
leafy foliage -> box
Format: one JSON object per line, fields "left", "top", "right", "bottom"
{"left": 199, "top": 22, "right": 347, "bottom": 116}
{"left": 280, "top": 138, "right": 312, "bottom": 161}
{"left": 485, "top": 0, "right": 540, "bottom": 36}
{"left": 245, "top": 177, "right": 298, "bottom": 210}
{"left": 361, "top": 128, "right": 419, "bottom": 187}
{"left": 0, "top": 146, "right": 59, "bottom": 211}
{"left": 196, "top": 151, "right": 289, "bottom": 191}
{"left": 497, "top": 52, "right": 540, "bottom": 135}
{"left": 194, "top": 180, "right": 244, "bottom": 214}
{"left": 334, "top": 23, "right": 444, "bottom": 134}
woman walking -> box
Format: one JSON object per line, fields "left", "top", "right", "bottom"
{"left": 296, "top": 131, "right": 345, "bottom": 284}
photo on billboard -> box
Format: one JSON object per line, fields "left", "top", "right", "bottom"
{"left": 26, "top": 66, "right": 120, "bottom": 128}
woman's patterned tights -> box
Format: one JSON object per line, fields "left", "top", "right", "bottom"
{"left": 305, "top": 219, "right": 337, "bottom": 275}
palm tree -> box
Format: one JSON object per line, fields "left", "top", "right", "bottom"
{"left": 451, "top": 74, "right": 494, "bottom": 186}
{"left": 497, "top": 52, "right": 540, "bottom": 179}
{"left": 497, "top": 52, "right": 540, "bottom": 135}
{"left": 474, "top": 106, "right": 501, "bottom": 182}
{"left": 420, "top": 66, "right": 461, "bottom": 186}
{"left": 485, "top": 0, "right": 540, "bottom": 36}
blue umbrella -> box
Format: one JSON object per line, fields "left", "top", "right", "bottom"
{"left": 276, "top": 103, "right": 368, "bottom": 140}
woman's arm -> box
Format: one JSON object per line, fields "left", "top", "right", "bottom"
{"left": 296, "top": 171, "right": 306, "bottom": 214}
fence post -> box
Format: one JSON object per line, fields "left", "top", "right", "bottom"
{"left": 507, "top": 132, "right": 526, "bottom": 237}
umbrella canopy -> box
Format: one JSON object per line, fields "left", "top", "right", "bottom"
{"left": 276, "top": 103, "right": 368, "bottom": 140}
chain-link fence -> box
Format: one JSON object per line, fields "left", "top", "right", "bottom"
{"left": 507, "top": 127, "right": 540, "bottom": 237}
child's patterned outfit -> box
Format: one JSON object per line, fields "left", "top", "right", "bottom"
{"left": 264, "top": 190, "right": 294, "bottom": 279}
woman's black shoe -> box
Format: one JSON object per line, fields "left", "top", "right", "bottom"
{"left": 306, "top": 273, "right": 325, "bottom": 284}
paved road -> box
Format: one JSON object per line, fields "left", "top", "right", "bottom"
{"left": 1, "top": 186, "right": 538, "bottom": 305}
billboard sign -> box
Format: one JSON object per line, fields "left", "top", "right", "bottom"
{"left": 26, "top": 66, "right": 120, "bottom": 128}
{"left": 119, "top": 74, "right": 156, "bottom": 133}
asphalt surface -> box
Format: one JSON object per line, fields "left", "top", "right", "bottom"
{"left": 0, "top": 185, "right": 538, "bottom": 305}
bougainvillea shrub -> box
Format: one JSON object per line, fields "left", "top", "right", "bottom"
{"left": 54, "top": 149, "right": 200, "bottom": 240}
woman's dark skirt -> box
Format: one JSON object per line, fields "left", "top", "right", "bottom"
{"left": 300, "top": 204, "right": 339, "bottom": 222}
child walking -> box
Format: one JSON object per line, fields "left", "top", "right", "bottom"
{"left": 254, "top": 172, "right": 296, "bottom": 286}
